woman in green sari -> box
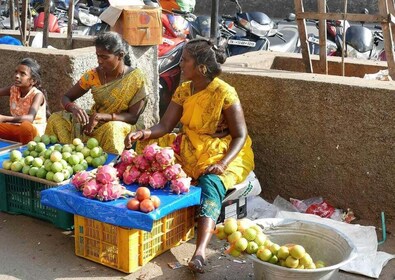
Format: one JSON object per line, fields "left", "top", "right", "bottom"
{"left": 45, "top": 32, "right": 147, "bottom": 154}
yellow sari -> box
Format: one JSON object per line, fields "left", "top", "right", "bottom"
{"left": 139, "top": 78, "right": 254, "bottom": 190}
{"left": 45, "top": 68, "right": 146, "bottom": 154}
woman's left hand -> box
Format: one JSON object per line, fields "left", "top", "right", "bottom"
{"left": 204, "top": 162, "right": 227, "bottom": 175}
{"left": 83, "top": 113, "right": 99, "bottom": 136}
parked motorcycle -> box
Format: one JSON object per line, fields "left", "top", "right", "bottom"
{"left": 158, "top": 11, "right": 188, "bottom": 117}
{"left": 219, "top": 0, "right": 299, "bottom": 56}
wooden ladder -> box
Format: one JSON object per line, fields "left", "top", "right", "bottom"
{"left": 294, "top": 0, "right": 395, "bottom": 79}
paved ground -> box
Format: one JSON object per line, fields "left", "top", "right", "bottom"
{"left": 0, "top": 211, "right": 394, "bottom": 280}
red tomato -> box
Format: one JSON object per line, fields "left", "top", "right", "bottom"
{"left": 136, "top": 186, "right": 151, "bottom": 202}
{"left": 126, "top": 198, "right": 140, "bottom": 211}
{"left": 150, "top": 195, "right": 161, "bottom": 209}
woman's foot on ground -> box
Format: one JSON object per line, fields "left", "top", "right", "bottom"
{"left": 188, "top": 255, "right": 205, "bottom": 274}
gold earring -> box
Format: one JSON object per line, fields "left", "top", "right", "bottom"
{"left": 201, "top": 65, "right": 207, "bottom": 76}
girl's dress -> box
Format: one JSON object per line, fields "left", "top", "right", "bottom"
{"left": 0, "top": 86, "right": 46, "bottom": 144}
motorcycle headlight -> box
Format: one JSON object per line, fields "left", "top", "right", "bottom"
{"left": 250, "top": 20, "right": 272, "bottom": 37}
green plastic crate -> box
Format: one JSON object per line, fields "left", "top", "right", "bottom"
{"left": 0, "top": 173, "right": 73, "bottom": 230}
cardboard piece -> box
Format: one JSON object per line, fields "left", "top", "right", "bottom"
{"left": 100, "top": 0, "right": 162, "bottom": 46}
{"left": 223, "top": 171, "right": 262, "bottom": 203}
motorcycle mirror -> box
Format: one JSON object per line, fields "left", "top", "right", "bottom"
{"left": 360, "top": 8, "right": 369, "bottom": 26}
{"left": 285, "top": 13, "right": 296, "bottom": 22}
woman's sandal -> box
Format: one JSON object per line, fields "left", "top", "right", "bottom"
{"left": 188, "top": 255, "right": 206, "bottom": 274}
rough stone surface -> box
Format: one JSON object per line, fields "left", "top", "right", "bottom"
{"left": 0, "top": 43, "right": 159, "bottom": 129}
{"left": 222, "top": 52, "right": 395, "bottom": 233}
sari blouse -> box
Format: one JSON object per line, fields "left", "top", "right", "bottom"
{"left": 79, "top": 68, "right": 147, "bottom": 114}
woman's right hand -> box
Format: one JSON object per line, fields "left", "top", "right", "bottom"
{"left": 70, "top": 105, "right": 89, "bottom": 125}
{"left": 124, "top": 130, "right": 144, "bottom": 149}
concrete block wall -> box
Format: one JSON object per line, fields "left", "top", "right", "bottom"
{"left": 0, "top": 43, "right": 159, "bottom": 130}
{"left": 221, "top": 55, "right": 394, "bottom": 227}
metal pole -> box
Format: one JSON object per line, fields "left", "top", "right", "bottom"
{"left": 67, "top": 0, "right": 75, "bottom": 49}
{"left": 42, "top": 0, "right": 51, "bottom": 48}
{"left": 210, "top": 0, "right": 219, "bottom": 44}
{"left": 9, "top": 0, "right": 15, "bottom": 30}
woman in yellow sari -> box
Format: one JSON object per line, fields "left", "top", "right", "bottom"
{"left": 124, "top": 39, "right": 254, "bottom": 273}
{"left": 45, "top": 32, "right": 147, "bottom": 154}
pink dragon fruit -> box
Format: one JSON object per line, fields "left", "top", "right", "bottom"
{"left": 96, "top": 165, "right": 118, "bottom": 184}
{"left": 133, "top": 155, "right": 151, "bottom": 171}
{"left": 71, "top": 170, "right": 92, "bottom": 191}
{"left": 138, "top": 171, "right": 151, "bottom": 186}
{"left": 114, "top": 162, "right": 128, "bottom": 179}
{"left": 150, "top": 159, "right": 164, "bottom": 172}
{"left": 170, "top": 177, "right": 192, "bottom": 194}
{"left": 155, "top": 147, "right": 175, "bottom": 167}
{"left": 123, "top": 166, "right": 141, "bottom": 185}
{"left": 82, "top": 179, "right": 100, "bottom": 199}
{"left": 163, "top": 164, "right": 187, "bottom": 181}
{"left": 121, "top": 149, "right": 137, "bottom": 165}
{"left": 149, "top": 171, "right": 168, "bottom": 189}
{"left": 142, "top": 143, "right": 161, "bottom": 162}
{"left": 96, "top": 182, "right": 125, "bottom": 201}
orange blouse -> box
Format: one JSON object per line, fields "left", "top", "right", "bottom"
{"left": 9, "top": 86, "right": 46, "bottom": 125}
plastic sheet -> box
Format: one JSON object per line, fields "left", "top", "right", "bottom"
{"left": 41, "top": 183, "right": 201, "bottom": 231}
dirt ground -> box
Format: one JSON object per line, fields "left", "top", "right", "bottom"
{"left": 0, "top": 211, "right": 394, "bottom": 280}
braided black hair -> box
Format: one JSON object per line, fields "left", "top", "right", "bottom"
{"left": 19, "top": 58, "right": 51, "bottom": 118}
{"left": 94, "top": 32, "right": 131, "bottom": 66}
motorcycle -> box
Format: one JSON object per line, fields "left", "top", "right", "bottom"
{"left": 158, "top": 11, "right": 188, "bottom": 117}
{"left": 220, "top": 0, "right": 299, "bottom": 57}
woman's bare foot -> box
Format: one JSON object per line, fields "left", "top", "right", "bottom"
{"left": 188, "top": 255, "right": 205, "bottom": 274}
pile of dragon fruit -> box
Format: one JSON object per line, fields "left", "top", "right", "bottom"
{"left": 115, "top": 143, "right": 191, "bottom": 195}
{"left": 71, "top": 165, "right": 134, "bottom": 201}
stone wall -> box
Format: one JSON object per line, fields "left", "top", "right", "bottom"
{"left": 195, "top": 0, "right": 379, "bottom": 19}
{"left": 0, "top": 43, "right": 159, "bottom": 130}
{"left": 221, "top": 53, "right": 394, "bottom": 227}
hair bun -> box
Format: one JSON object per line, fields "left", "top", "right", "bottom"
{"left": 213, "top": 46, "right": 227, "bottom": 64}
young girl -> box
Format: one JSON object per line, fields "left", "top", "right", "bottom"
{"left": 0, "top": 58, "right": 47, "bottom": 144}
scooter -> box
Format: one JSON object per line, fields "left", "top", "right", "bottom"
{"left": 158, "top": 12, "right": 188, "bottom": 117}
{"left": 220, "top": 0, "right": 300, "bottom": 56}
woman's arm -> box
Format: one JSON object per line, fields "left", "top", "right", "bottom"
{"left": 124, "top": 101, "right": 183, "bottom": 148}
{"left": 0, "top": 92, "right": 44, "bottom": 123}
{"left": 205, "top": 103, "right": 248, "bottom": 175}
{"left": 62, "top": 83, "right": 90, "bottom": 125}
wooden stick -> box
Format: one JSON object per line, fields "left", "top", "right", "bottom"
{"left": 341, "top": 0, "right": 348, "bottom": 77}
{"left": 295, "top": 0, "right": 313, "bottom": 73}
{"left": 42, "top": 0, "right": 51, "bottom": 48}
{"left": 318, "top": 0, "right": 328, "bottom": 74}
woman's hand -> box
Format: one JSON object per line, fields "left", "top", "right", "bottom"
{"left": 124, "top": 130, "right": 144, "bottom": 149}
{"left": 70, "top": 105, "right": 90, "bottom": 126}
{"left": 204, "top": 161, "right": 227, "bottom": 175}
{"left": 83, "top": 113, "right": 99, "bottom": 136}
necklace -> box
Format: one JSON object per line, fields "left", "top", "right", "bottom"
{"left": 103, "top": 66, "right": 125, "bottom": 85}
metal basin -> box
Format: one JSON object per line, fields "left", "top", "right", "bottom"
{"left": 249, "top": 219, "right": 357, "bottom": 280}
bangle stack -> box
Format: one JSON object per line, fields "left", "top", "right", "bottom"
{"left": 64, "top": 102, "right": 75, "bottom": 112}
